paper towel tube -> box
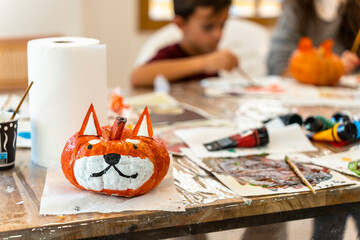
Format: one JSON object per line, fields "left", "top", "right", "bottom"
{"left": 28, "top": 37, "right": 107, "bottom": 167}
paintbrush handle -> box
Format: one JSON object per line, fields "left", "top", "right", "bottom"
{"left": 10, "top": 81, "right": 33, "bottom": 120}
{"left": 237, "top": 68, "right": 256, "bottom": 85}
{"left": 351, "top": 30, "right": 360, "bottom": 53}
{"left": 285, "top": 156, "right": 316, "bottom": 194}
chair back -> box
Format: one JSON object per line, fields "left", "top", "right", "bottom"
{"left": 219, "top": 18, "right": 270, "bottom": 77}
{"left": 134, "top": 23, "right": 182, "bottom": 67}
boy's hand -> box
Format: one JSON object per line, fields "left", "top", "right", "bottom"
{"left": 341, "top": 50, "right": 360, "bottom": 74}
{"left": 203, "top": 50, "right": 239, "bottom": 74}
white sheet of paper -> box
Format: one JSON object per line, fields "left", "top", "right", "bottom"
{"left": 311, "top": 149, "right": 360, "bottom": 178}
{"left": 183, "top": 149, "right": 355, "bottom": 196}
{"left": 340, "top": 74, "right": 360, "bottom": 88}
{"left": 40, "top": 161, "right": 185, "bottom": 215}
{"left": 124, "top": 92, "right": 178, "bottom": 107}
{"left": 175, "top": 124, "right": 317, "bottom": 158}
{"left": 265, "top": 118, "right": 285, "bottom": 130}
{"left": 17, "top": 120, "right": 31, "bottom": 148}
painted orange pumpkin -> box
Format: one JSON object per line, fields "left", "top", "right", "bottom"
{"left": 109, "top": 92, "right": 129, "bottom": 115}
{"left": 61, "top": 104, "right": 170, "bottom": 197}
{"left": 289, "top": 37, "right": 345, "bottom": 86}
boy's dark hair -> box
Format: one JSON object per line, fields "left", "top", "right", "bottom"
{"left": 174, "top": 0, "right": 232, "bottom": 19}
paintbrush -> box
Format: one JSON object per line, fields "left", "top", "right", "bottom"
{"left": 236, "top": 68, "right": 258, "bottom": 87}
{"left": 10, "top": 81, "right": 33, "bottom": 120}
{"left": 285, "top": 156, "right": 316, "bottom": 194}
{"left": 351, "top": 29, "right": 360, "bottom": 53}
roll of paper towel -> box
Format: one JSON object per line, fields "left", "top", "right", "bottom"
{"left": 28, "top": 37, "right": 107, "bottom": 167}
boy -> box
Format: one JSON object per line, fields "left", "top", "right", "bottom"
{"left": 131, "top": 0, "right": 238, "bottom": 87}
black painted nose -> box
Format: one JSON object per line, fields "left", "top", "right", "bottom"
{"left": 104, "top": 153, "right": 121, "bottom": 165}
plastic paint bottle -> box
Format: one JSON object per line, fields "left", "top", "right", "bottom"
{"left": 204, "top": 127, "right": 269, "bottom": 151}
{"left": 352, "top": 120, "right": 360, "bottom": 139}
{"left": 304, "top": 115, "right": 335, "bottom": 132}
{"left": 331, "top": 112, "right": 351, "bottom": 123}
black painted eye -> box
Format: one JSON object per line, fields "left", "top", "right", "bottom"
{"left": 87, "top": 144, "right": 93, "bottom": 149}
{"left": 133, "top": 144, "right": 138, "bottom": 149}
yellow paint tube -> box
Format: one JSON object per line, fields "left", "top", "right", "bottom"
{"left": 311, "top": 122, "right": 357, "bottom": 142}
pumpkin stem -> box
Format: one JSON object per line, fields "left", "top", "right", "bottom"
{"left": 109, "top": 117, "right": 127, "bottom": 140}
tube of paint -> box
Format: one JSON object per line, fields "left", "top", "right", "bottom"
{"left": 204, "top": 127, "right": 269, "bottom": 151}
{"left": 263, "top": 113, "right": 303, "bottom": 126}
{"left": 310, "top": 122, "right": 358, "bottom": 142}
{"left": 352, "top": 120, "right": 360, "bottom": 139}
{"left": 304, "top": 115, "right": 334, "bottom": 132}
{"left": 331, "top": 112, "right": 351, "bottom": 123}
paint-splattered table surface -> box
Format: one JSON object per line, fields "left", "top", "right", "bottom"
{"left": 2, "top": 81, "right": 360, "bottom": 239}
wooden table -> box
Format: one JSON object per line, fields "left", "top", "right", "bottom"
{"left": 2, "top": 81, "right": 360, "bottom": 239}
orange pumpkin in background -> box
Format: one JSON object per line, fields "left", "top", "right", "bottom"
{"left": 61, "top": 104, "right": 170, "bottom": 197}
{"left": 289, "top": 37, "right": 345, "bottom": 86}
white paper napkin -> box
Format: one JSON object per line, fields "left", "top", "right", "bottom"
{"left": 174, "top": 124, "right": 317, "bottom": 158}
{"left": 40, "top": 161, "right": 185, "bottom": 215}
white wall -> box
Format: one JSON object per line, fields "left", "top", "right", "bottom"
{"left": 0, "top": 0, "right": 153, "bottom": 88}
{"left": 0, "top": 0, "right": 82, "bottom": 37}
{"left": 83, "top": 0, "right": 153, "bottom": 88}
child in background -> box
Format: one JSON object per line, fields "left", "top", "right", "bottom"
{"left": 131, "top": 0, "right": 239, "bottom": 87}
{"left": 267, "top": 0, "right": 360, "bottom": 76}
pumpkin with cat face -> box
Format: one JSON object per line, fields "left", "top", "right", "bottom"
{"left": 61, "top": 104, "right": 170, "bottom": 197}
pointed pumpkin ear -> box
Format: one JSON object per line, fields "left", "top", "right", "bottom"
{"left": 320, "top": 39, "right": 334, "bottom": 56}
{"left": 132, "top": 107, "right": 153, "bottom": 138}
{"left": 79, "top": 104, "right": 102, "bottom": 136}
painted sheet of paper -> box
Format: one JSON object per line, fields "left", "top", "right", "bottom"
{"left": 149, "top": 103, "right": 210, "bottom": 126}
{"left": 40, "top": 161, "right": 185, "bottom": 215}
{"left": 283, "top": 86, "right": 360, "bottom": 107}
{"left": 175, "top": 124, "right": 317, "bottom": 158}
{"left": 202, "top": 76, "right": 318, "bottom": 98}
{"left": 183, "top": 149, "right": 355, "bottom": 196}
{"left": 311, "top": 149, "right": 360, "bottom": 178}
{"left": 124, "top": 92, "right": 211, "bottom": 126}
{"left": 202, "top": 76, "right": 360, "bottom": 108}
